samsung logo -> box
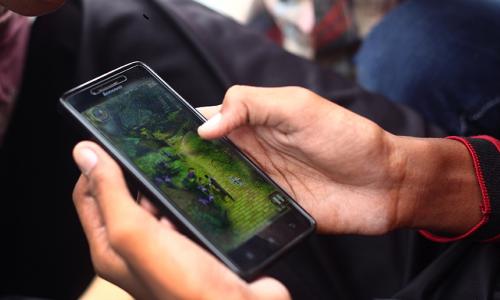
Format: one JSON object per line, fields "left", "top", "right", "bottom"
{"left": 102, "top": 85, "right": 123, "bottom": 96}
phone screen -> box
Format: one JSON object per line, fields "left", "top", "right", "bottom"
{"left": 62, "top": 63, "right": 314, "bottom": 277}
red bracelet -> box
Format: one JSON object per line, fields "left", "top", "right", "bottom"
{"left": 419, "top": 136, "right": 500, "bottom": 243}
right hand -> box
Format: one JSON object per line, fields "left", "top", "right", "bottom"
{"left": 198, "top": 86, "right": 405, "bottom": 235}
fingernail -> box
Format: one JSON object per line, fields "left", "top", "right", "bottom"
{"left": 75, "top": 147, "right": 98, "bottom": 176}
{"left": 199, "top": 113, "right": 222, "bottom": 134}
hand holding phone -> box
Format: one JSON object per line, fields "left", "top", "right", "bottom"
{"left": 64, "top": 61, "right": 424, "bottom": 298}
{"left": 72, "top": 141, "right": 291, "bottom": 300}
{"left": 61, "top": 62, "right": 315, "bottom": 281}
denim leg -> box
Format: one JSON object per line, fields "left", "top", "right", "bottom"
{"left": 356, "top": 0, "right": 500, "bottom": 137}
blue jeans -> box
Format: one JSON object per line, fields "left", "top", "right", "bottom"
{"left": 356, "top": 0, "right": 500, "bottom": 137}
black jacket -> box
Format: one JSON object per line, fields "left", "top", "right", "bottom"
{"left": 1, "top": 0, "right": 498, "bottom": 299}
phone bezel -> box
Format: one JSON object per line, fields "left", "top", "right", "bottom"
{"left": 59, "top": 61, "right": 316, "bottom": 280}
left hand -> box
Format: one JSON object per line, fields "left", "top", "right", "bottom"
{"left": 72, "top": 141, "right": 290, "bottom": 300}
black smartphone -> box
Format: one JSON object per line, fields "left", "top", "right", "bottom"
{"left": 60, "top": 61, "right": 315, "bottom": 280}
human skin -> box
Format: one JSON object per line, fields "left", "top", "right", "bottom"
{"left": 72, "top": 142, "right": 290, "bottom": 300}
{"left": 0, "top": 0, "right": 64, "bottom": 16}
{"left": 197, "top": 86, "right": 482, "bottom": 235}
{"left": 72, "top": 86, "right": 481, "bottom": 299}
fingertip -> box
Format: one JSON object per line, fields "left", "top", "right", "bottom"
{"left": 73, "top": 140, "right": 98, "bottom": 153}
{"left": 73, "top": 145, "right": 99, "bottom": 176}
{"left": 249, "top": 277, "right": 290, "bottom": 300}
{"left": 196, "top": 105, "right": 222, "bottom": 119}
{"left": 198, "top": 112, "right": 222, "bottom": 139}
{"left": 73, "top": 142, "right": 123, "bottom": 179}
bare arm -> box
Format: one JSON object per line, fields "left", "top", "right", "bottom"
{"left": 198, "top": 86, "right": 487, "bottom": 237}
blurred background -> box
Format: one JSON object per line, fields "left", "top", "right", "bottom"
{"left": 193, "top": 0, "right": 399, "bottom": 76}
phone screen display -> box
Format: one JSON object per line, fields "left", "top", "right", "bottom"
{"left": 81, "top": 76, "right": 292, "bottom": 252}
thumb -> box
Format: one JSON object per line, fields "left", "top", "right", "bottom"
{"left": 73, "top": 141, "right": 137, "bottom": 223}
{"left": 73, "top": 143, "right": 99, "bottom": 176}
{"left": 198, "top": 85, "right": 307, "bottom": 140}
{"left": 196, "top": 105, "right": 222, "bottom": 119}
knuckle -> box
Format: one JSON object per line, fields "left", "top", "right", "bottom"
{"left": 90, "top": 165, "right": 113, "bottom": 182}
{"left": 225, "top": 85, "right": 247, "bottom": 104}
{"left": 289, "top": 86, "right": 313, "bottom": 102}
{"left": 91, "top": 252, "right": 111, "bottom": 278}
{"left": 107, "top": 219, "right": 138, "bottom": 249}
{"left": 89, "top": 167, "right": 120, "bottom": 197}
{"left": 72, "top": 180, "right": 83, "bottom": 203}
{"left": 88, "top": 168, "right": 106, "bottom": 190}
{"left": 89, "top": 243, "right": 117, "bottom": 279}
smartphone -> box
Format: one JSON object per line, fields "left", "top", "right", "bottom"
{"left": 60, "top": 61, "right": 315, "bottom": 280}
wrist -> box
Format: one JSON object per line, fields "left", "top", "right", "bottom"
{"left": 392, "top": 137, "right": 482, "bottom": 235}
{"left": 383, "top": 133, "right": 414, "bottom": 231}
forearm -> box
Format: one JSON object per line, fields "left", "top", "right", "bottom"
{"left": 392, "top": 136, "right": 483, "bottom": 236}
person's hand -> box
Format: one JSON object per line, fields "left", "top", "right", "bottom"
{"left": 72, "top": 141, "right": 290, "bottom": 300}
{"left": 198, "top": 86, "right": 482, "bottom": 236}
